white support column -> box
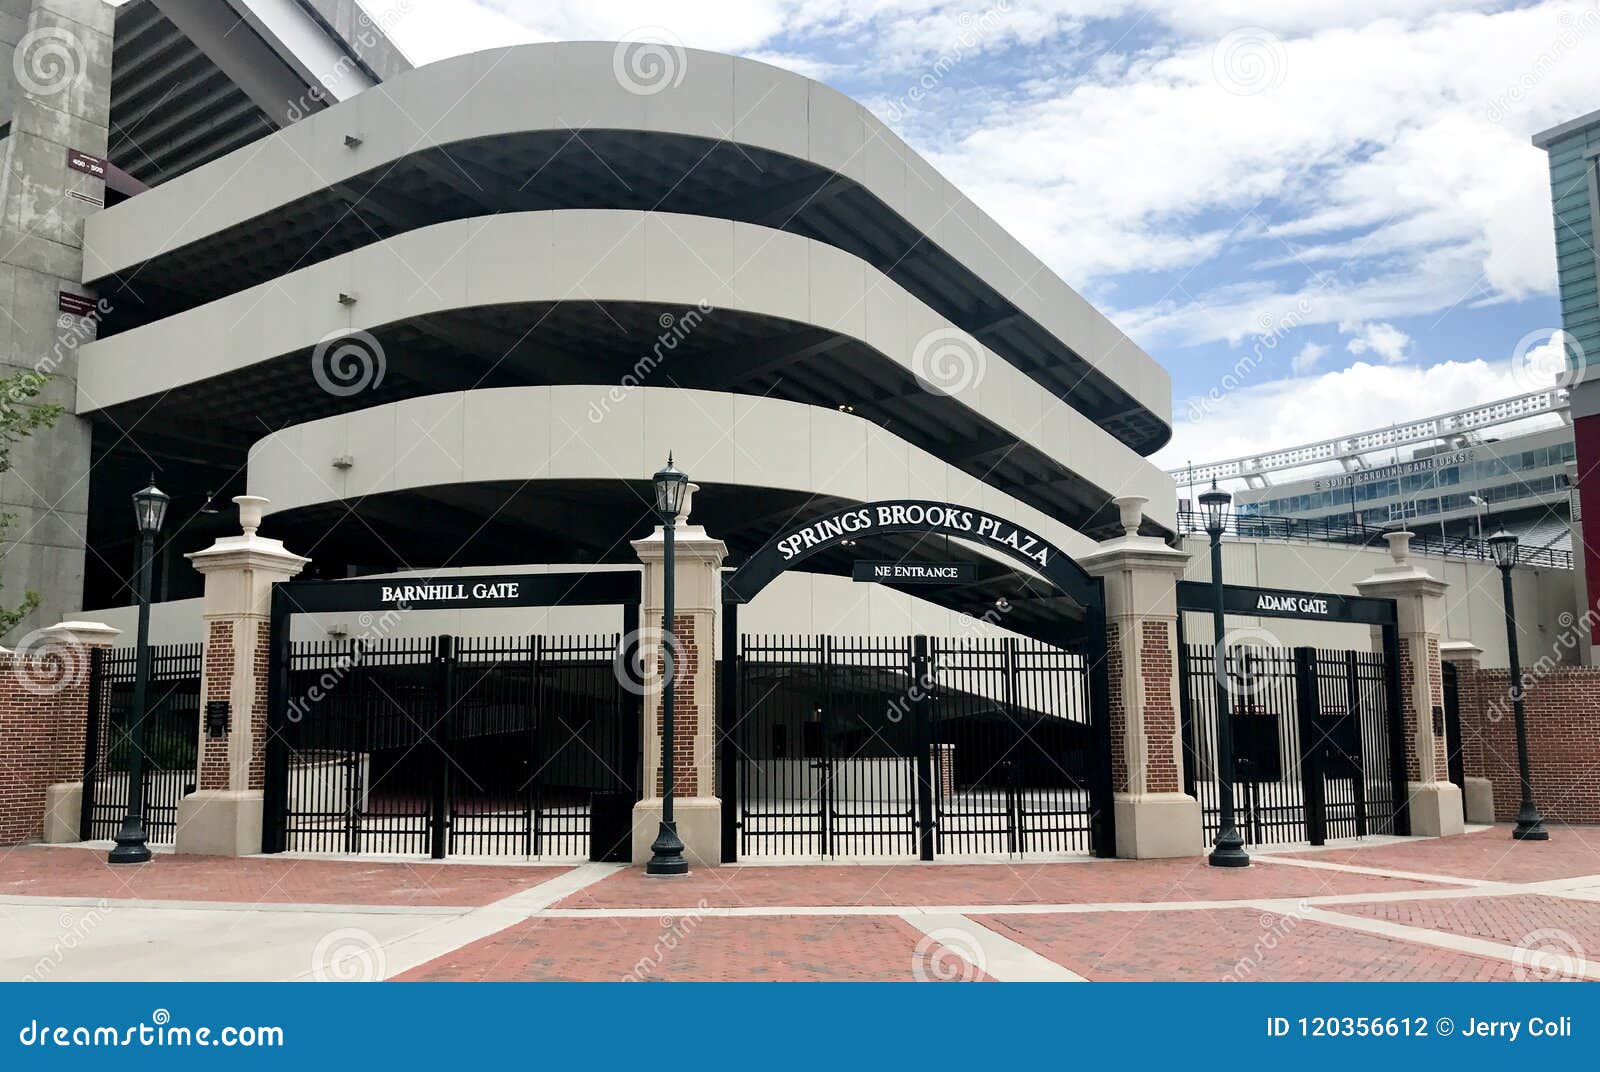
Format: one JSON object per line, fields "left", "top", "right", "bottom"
{"left": 630, "top": 485, "right": 727, "bottom": 868}
{"left": 1079, "top": 497, "right": 1203, "bottom": 858}
{"left": 1355, "top": 532, "right": 1464, "bottom": 837}
{"left": 176, "top": 497, "right": 308, "bottom": 856}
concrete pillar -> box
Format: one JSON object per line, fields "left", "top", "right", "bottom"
{"left": 1564, "top": 460, "right": 1594, "bottom": 666}
{"left": 0, "top": 1, "right": 115, "bottom": 640}
{"left": 1439, "top": 640, "right": 1495, "bottom": 824}
{"left": 1355, "top": 531, "right": 1464, "bottom": 837}
{"left": 30, "top": 619, "right": 120, "bottom": 842}
{"left": 174, "top": 497, "right": 308, "bottom": 855}
{"left": 1079, "top": 497, "right": 1203, "bottom": 858}
{"left": 629, "top": 484, "right": 726, "bottom": 868}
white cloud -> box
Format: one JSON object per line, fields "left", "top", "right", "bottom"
{"left": 1290, "top": 341, "right": 1327, "bottom": 374}
{"left": 1342, "top": 321, "right": 1411, "bottom": 363}
{"left": 363, "top": 1, "right": 1599, "bottom": 351}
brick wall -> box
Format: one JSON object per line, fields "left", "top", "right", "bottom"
{"left": 1456, "top": 663, "right": 1600, "bottom": 824}
{"left": 654, "top": 613, "right": 699, "bottom": 797}
{"left": 0, "top": 651, "right": 92, "bottom": 844}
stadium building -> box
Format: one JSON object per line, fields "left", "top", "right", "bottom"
{"left": 3, "top": 1, "right": 1577, "bottom": 867}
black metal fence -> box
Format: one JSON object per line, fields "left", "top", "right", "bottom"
{"left": 1179, "top": 642, "right": 1406, "bottom": 846}
{"left": 266, "top": 634, "right": 638, "bottom": 859}
{"left": 730, "top": 634, "right": 1104, "bottom": 859}
{"left": 80, "top": 644, "right": 203, "bottom": 843}
{"left": 1175, "top": 510, "right": 1572, "bottom": 569}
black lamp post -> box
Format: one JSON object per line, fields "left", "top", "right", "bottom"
{"left": 1487, "top": 529, "right": 1549, "bottom": 842}
{"left": 1200, "top": 480, "right": 1249, "bottom": 867}
{"left": 108, "top": 477, "right": 170, "bottom": 864}
{"left": 646, "top": 455, "right": 691, "bottom": 876}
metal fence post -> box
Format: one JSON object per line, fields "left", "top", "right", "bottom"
{"left": 1292, "top": 648, "right": 1326, "bottom": 845}
{"left": 912, "top": 635, "right": 935, "bottom": 862}
{"left": 78, "top": 646, "right": 106, "bottom": 841}
{"left": 430, "top": 635, "right": 454, "bottom": 860}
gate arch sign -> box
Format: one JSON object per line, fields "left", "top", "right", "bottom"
{"left": 721, "top": 500, "right": 1102, "bottom": 609}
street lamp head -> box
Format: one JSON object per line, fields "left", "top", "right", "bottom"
{"left": 1198, "top": 479, "right": 1231, "bottom": 538}
{"left": 652, "top": 453, "right": 689, "bottom": 521}
{"left": 1487, "top": 527, "right": 1519, "bottom": 569}
{"left": 132, "top": 477, "right": 170, "bottom": 535}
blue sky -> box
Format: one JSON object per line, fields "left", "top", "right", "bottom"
{"left": 363, "top": 0, "right": 1598, "bottom": 472}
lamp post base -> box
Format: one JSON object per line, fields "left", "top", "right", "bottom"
{"left": 1208, "top": 825, "right": 1250, "bottom": 868}
{"left": 1512, "top": 803, "right": 1549, "bottom": 841}
{"left": 108, "top": 816, "right": 151, "bottom": 864}
{"left": 645, "top": 820, "right": 689, "bottom": 876}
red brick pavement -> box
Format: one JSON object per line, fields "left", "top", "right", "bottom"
{"left": 1335, "top": 894, "right": 1600, "bottom": 955}
{"left": 975, "top": 908, "right": 1533, "bottom": 982}
{"left": 556, "top": 858, "right": 1450, "bottom": 910}
{"left": 396, "top": 915, "right": 989, "bottom": 982}
{"left": 1286, "top": 825, "right": 1600, "bottom": 883}
{"left": 0, "top": 847, "right": 569, "bottom": 907}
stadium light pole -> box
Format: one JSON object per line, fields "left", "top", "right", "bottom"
{"left": 1200, "top": 480, "right": 1249, "bottom": 867}
{"left": 1487, "top": 529, "right": 1549, "bottom": 842}
{"left": 109, "top": 477, "right": 170, "bottom": 864}
{"left": 646, "top": 455, "right": 691, "bottom": 876}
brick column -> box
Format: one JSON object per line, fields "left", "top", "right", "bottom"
{"left": 630, "top": 484, "right": 726, "bottom": 868}
{"left": 175, "top": 497, "right": 308, "bottom": 856}
{"left": 1440, "top": 640, "right": 1495, "bottom": 823}
{"left": 1355, "top": 531, "right": 1464, "bottom": 836}
{"left": 2, "top": 620, "right": 121, "bottom": 844}
{"left": 1080, "top": 497, "right": 1202, "bottom": 858}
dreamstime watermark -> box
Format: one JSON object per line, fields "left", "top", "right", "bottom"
{"left": 613, "top": 27, "right": 688, "bottom": 96}
{"left": 311, "top": 329, "right": 387, "bottom": 397}
{"left": 1483, "top": 598, "right": 1600, "bottom": 724}
{"left": 12, "top": 26, "right": 87, "bottom": 96}
{"left": 1214, "top": 625, "right": 1285, "bottom": 702}
{"left": 1486, "top": 6, "right": 1600, "bottom": 124}
{"left": 911, "top": 926, "right": 986, "bottom": 981}
{"left": 1221, "top": 903, "right": 1310, "bottom": 981}
{"left": 284, "top": 603, "right": 410, "bottom": 723}
{"left": 18, "top": 1010, "right": 283, "bottom": 1049}
{"left": 879, "top": 2, "right": 1013, "bottom": 123}
{"left": 9, "top": 627, "right": 90, "bottom": 696}
{"left": 1184, "top": 290, "right": 1321, "bottom": 424}
{"left": 1508, "top": 327, "right": 1586, "bottom": 393}
{"left": 622, "top": 899, "right": 710, "bottom": 980}
{"left": 21, "top": 901, "right": 114, "bottom": 982}
{"left": 284, "top": 1, "right": 417, "bottom": 122}
{"left": 1212, "top": 27, "right": 1287, "bottom": 96}
{"left": 587, "top": 302, "right": 715, "bottom": 424}
{"left": 614, "top": 624, "right": 685, "bottom": 698}
{"left": 310, "top": 927, "right": 387, "bottom": 982}
{"left": 911, "top": 327, "right": 986, "bottom": 397}
{"left": 1512, "top": 927, "right": 1586, "bottom": 981}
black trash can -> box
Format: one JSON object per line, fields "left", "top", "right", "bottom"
{"left": 590, "top": 791, "right": 634, "bottom": 862}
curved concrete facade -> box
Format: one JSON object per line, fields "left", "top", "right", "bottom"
{"left": 246, "top": 385, "right": 1103, "bottom": 563}
{"left": 80, "top": 40, "right": 1169, "bottom": 440}
{"left": 80, "top": 211, "right": 1172, "bottom": 527}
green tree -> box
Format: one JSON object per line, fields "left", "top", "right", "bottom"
{"left": 0, "top": 368, "right": 64, "bottom": 636}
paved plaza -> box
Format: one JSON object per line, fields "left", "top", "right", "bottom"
{"left": 2, "top": 825, "right": 1598, "bottom": 982}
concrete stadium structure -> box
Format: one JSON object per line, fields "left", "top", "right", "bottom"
{"left": 5, "top": 2, "right": 1173, "bottom": 647}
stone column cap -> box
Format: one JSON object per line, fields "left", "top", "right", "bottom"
{"left": 1078, "top": 534, "right": 1190, "bottom": 578}
{"left": 185, "top": 532, "right": 311, "bottom": 575}
{"left": 632, "top": 525, "right": 728, "bottom": 563}
{"left": 37, "top": 620, "right": 122, "bottom": 648}
{"left": 1439, "top": 639, "right": 1485, "bottom": 663}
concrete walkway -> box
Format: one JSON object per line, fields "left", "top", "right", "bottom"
{"left": 2, "top": 826, "right": 1597, "bottom": 981}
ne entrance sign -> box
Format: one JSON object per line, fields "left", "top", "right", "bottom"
{"left": 850, "top": 561, "right": 977, "bottom": 584}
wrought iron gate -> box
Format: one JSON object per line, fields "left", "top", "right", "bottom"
{"left": 80, "top": 644, "right": 203, "bottom": 843}
{"left": 730, "top": 633, "right": 1108, "bottom": 859}
{"left": 264, "top": 633, "right": 638, "bottom": 859}
{"left": 1178, "top": 642, "right": 1407, "bottom": 846}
